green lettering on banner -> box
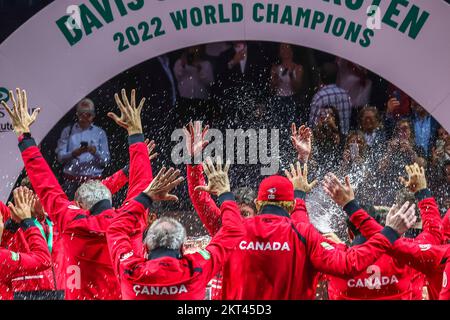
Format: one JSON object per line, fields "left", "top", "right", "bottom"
{"left": 127, "top": 0, "right": 144, "bottom": 11}
{"left": 170, "top": 9, "right": 188, "bottom": 30}
{"left": 294, "top": 7, "right": 311, "bottom": 28}
{"left": 399, "top": 5, "right": 430, "bottom": 40}
{"left": 324, "top": 13, "right": 334, "bottom": 33}
{"left": 382, "top": 0, "right": 408, "bottom": 29}
{"left": 114, "top": 0, "right": 128, "bottom": 16}
{"left": 267, "top": 3, "right": 279, "bottom": 23}
{"left": 359, "top": 28, "right": 374, "bottom": 48}
{"left": 280, "top": 6, "right": 293, "bottom": 25}
{"left": 345, "top": 0, "right": 364, "bottom": 10}
{"left": 253, "top": 3, "right": 264, "bottom": 22}
{"left": 204, "top": 5, "right": 217, "bottom": 25}
{"left": 323, "top": 0, "right": 343, "bottom": 5}
{"left": 332, "top": 17, "right": 346, "bottom": 36}
{"left": 232, "top": 3, "right": 244, "bottom": 22}
{"left": 311, "top": 10, "right": 325, "bottom": 30}
{"left": 190, "top": 7, "right": 203, "bottom": 27}
{"left": 344, "top": 22, "right": 362, "bottom": 43}
{"left": 56, "top": 15, "right": 83, "bottom": 46}
{"left": 80, "top": 4, "right": 104, "bottom": 36}
{"left": 90, "top": 0, "right": 114, "bottom": 24}
{"left": 218, "top": 4, "right": 230, "bottom": 23}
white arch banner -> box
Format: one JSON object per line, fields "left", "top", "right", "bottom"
{"left": 0, "top": 0, "right": 449, "bottom": 200}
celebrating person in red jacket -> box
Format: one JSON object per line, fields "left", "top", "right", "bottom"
{"left": 2, "top": 87, "right": 153, "bottom": 300}
{"left": 107, "top": 157, "right": 246, "bottom": 300}
{"left": 216, "top": 161, "right": 415, "bottom": 299}
{"left": 0, "top": 166, "right": 132, "bottom": 298}
{"left": 0, "top": 187, "right": 51, "bottom": 299}
{"left": 323, "top": 163, "right": 448, "bottom": 299}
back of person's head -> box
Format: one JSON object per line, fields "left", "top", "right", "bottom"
{"left": 320, "top": 62, "right": 338, "bottom": 85}
{"left": 235, "top": 187, "right": 257, "bottom": 217}
{"left": 144, "top": 217, "right": 186, "bottom": 252}
{"left": 256, "top": 175, "right": 295, "bottom": 213}
{"left": 74, "top": 180, "right": 112, "bottom": 210}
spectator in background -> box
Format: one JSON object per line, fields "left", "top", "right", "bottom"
{"left": 56, "top": 99, "right": 110, "bottom": 199}
{"left": 410, "top": 99, "right": 438, "bottom": 157}
{"left": 373, "top": 119, "right": 420, "bottom": 205}
{"left": 310, "top": 106, "right": 343, "bottom": 175}
{"left": 309, "top": 62, "right": 352, "bottom": 135}
{"left": 215, "top": 41, "right": 270, "bottom": 124}
{"left": 270, "top": 43, "right": 303, "bottom": 127}
{"left": 431, "top": 127, "right": 450, "bottom": 168}
{"left": 340, "top": 131, "right": 367, "bottom": 171}
{"left": 336, "top": 58, "right": 372, "bottom": 109}
{"left": 384, "top": 87, "right": 411, "bottom": 138}
{"left": 358, "top": 106, "right": 386, "bottom": 151}
{"left": 174, "top": 45, "right": 214, "bottom": 123}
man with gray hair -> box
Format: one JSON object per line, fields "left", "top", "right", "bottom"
{"left": 2, "top": 87, "right": 153, "bottom": 300}
{"left": 107, "top": 158, "right": 246, "bottom": 300}
{"left": 56, "top": 98, "right": 110, "bottom": 199}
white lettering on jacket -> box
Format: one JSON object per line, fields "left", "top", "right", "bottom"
{"left": 133, "top": 284, "right": 188, "bottom": 296}
{"left": 347, "top": 275, "right": 399, "bottom": 289}
{"left": 239, "top": 241, "right": 290, "bottom": 251}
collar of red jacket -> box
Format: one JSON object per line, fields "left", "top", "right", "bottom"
{"left": 148, "top": 248, "right": 182, "bottom": 260}
{"left": 89, "top": 199, "right": 112, "bottom": 216}
{"left": 259, "top": 204, "right": 290, "bottom": 218}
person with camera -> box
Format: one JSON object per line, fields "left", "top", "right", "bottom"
{"left": 56, "top": 98, "right": 110, "bottom": 199}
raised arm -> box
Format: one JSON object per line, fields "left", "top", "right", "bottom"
{"left": 107, "top": 166, "right": 184, "bottom": 280}
{"left": 192, "top": 158, "right": 245, "bottom": 280}
{"left": 107, "top": 89, "right": 154, "bottom": 203}
{"left": 184, "top": 121, "right": 222, "bottom": 235}
{"left": 101, "top": 139, "right": 158, "bottom": 195}
{"left": 2, "top": 88, "right": 76, "bottom": 229}
{"left": 399, "top": 163, "right": 444, "bottom": 244}
{"left": 307, "top": 203, "right": 416, "bottom": 277}
{"left": 0, "top": 188, "right": 51, "bottom": 280}
{"left": 285, "top": 160, "right": 317, "bottom": 224}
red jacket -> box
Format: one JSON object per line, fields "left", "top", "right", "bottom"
{"left": 19, "top": 134, "right": 151, "bottom": 300}
{"left": 0, "top": 220, "right": 51, "bottom": 300}
{"left": 107, "top": 192, "right": 245, "bottom": 300}
{"left": 188, "top": 164, "right": 339, "bottom": 300}
{"left": 222, "top": 203, "right": 398, "bottom": 300}
{"left": 346, "top": 190, "right": 446, "bottom": 299}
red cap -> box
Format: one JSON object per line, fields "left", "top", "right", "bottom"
{"left": 257, "top": 175, "right": 294, "bottom": 201}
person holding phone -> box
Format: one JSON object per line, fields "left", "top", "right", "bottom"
{"left": 56, "top": 98, "right": 110, "bottom": 199}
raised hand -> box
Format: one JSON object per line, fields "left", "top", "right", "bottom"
{"left": 285, "top": 161, "right": 317, "bottom": 193}
{"left": 145, "top": 138, "right": 158, "bottom": 161}
{"left": 183, "top": 121, "right": 209, "bottom": 158}
{"left": 8, "top": 187, "right": 35, "bottom": 221}
{"left": 385, "top": 201, "right": 417, "bottom": 236}
{"left": 194, "top": 157, "right": 231, "bottom": 196}
{"left": 323, "top": 173, "right": 355, "bottom": 207}
{"left": 108, "top": 88, "right": 145, "bottom": 135}
{"left": 291, "top": 124, "right": 312, "bottom": 163}
{"left": 143, "top": 167, "right": 184, "bottom": 202}
{"left": 399, "top": 163, "right": 427, "bottom": 193}
{"left": 1, "top": 88, "right": 41, "bottom": 136}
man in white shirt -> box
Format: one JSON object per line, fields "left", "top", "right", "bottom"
{"left": 56, "top": 98, "right": 110, "bottom": 199}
